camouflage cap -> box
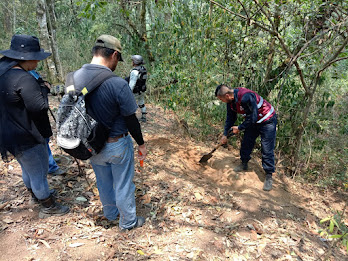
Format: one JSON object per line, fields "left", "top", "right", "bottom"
{"left": 95, "top": 34, "right": 123, "bottom": 61}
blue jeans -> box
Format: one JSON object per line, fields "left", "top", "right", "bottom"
{"left": 240, "top": 115, "right": 277, "bottom": 174}
{"left": 46, "top": 138, "right": 59, "bottom": 173}
{"left": 90, "top": 135, "right": 137, "bottom": 229}
{"left": 16, "top": 143, "right": 50, "bottom": 200}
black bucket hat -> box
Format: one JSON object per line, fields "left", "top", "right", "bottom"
{"left": 0, "top": 34, "right": 51, "bottom": 61}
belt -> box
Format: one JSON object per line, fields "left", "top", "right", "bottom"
{"left": 107, "top": 133, "right": 128, "bottom": 143}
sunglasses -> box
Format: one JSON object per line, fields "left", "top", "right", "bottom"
{"left": 115, "top": 51, "right": 123, "bottom": 62}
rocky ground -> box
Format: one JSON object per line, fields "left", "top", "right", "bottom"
{"left": 0, "top": 96, "right": 347, "bottom": 261}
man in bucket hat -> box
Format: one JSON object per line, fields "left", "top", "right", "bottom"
{"left": 0, "top": 34, "right": 69, "bottom": 218}
{"left": 66, "top": 34, "right": 147, "bottom": 231}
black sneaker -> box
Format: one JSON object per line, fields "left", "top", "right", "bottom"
{"left": 140, "top": 116, "right": 146, "bottom": 123}
{"left": 120, "top": 216, "right": 145, "bottom": 232}
{"left": 48, "top": 168, "right": 66, "bottom": 175}
{"left": 39, "top": 195, "right": 69, "bottom": 218}
{"left": 263, "top": 175, "right": 273, "bottom": 191}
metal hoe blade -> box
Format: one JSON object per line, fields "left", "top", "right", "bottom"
{"left": 199, "top": 143, "right": 222, "bottom": 164}
{"left": 199, "top": 133, "right": 234, "bottom": 164}
{"left": 199, "top": 153, "right": 213, "bottom": 164}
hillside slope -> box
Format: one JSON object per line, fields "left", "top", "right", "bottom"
{"left": 0, "top": 96, "right": 347, "bottom": 261}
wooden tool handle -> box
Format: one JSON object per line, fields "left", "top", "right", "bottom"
{"left": 210, "top": 143, "right": 223, "bottom": 154}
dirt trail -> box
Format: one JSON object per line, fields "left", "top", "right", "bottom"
{"left": 0, "top": 97, "right": 347, "bottom": 261}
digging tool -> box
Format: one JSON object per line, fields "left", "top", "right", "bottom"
{"left": 199, "top": 131, "right": 234, "bottom": 164}
{"left": 199, "top": 143, "right": 224, "bottom": 164}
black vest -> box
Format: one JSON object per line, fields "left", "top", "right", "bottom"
{"left": 132, "top": 65, "right": 147, "bottom": 93}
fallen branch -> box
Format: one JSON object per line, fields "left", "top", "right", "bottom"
{"left": 0, "top": 201, "right": 10, "bottom": 210}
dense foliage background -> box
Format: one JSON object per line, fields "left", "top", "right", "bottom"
{"left": 0, "top": 0, "right": 347, "bottom": 189}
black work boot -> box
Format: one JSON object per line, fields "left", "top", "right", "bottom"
{"left": 39, "top": 195, "right": 69, "bottom": 219}
{"left": 120, "top": 216, "right": 145, "bottom": 232}
{"left": 263, "top": 174, "right": 273, "bottom": 191}
{"left": 27, "top": 188, "right": 57, "bottom": 205}
{"left": 233, "top": 162, "right": 248, "bottom": 172}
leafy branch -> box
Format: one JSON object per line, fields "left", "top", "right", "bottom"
{"left": 320, "top": 203, "right": 348, "bottom": 256}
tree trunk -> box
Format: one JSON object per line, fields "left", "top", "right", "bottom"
{"left": 140, "top": 0, "right": 154, "bottom": 63}
{"left": 12, "top": 0, "right": 16, "bottom": 33}
{"left": 262, "top": 5, "right": 280, "bottom": 97}
{"left": 46, "top": 0, "right": 63, "bottom": 82}
{"left": 291, "top": 90, "right": 313, "bottom": 175}
{"left": 139, "top": 0, "right": 146, "bottom": 39}
{"left": 36, "top": 0, "right": 59, "bottom": 83}
{"left": 291, "top": 36, "right": 348, "bottom": 174}
{"left": 120, "top": 0, "right": 154, "bottom": 63}
{"left": 46, "top": 0, "right": 57, "bottom": 25}
{"left": 3, "top": 0, "right": 12, "bottom": 34}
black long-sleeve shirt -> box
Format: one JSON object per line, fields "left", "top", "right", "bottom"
{"left": 0, "top": 68, "right": 49, "bottom": 158}
{"left": 223, "top": 90, "right": 259, "bottom": 136}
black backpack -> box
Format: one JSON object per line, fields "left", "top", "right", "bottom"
{"left": 56, "top": 70, "right": 116, "bottom": 160}
{"left": 132, "top": 65, "right": 147, "bottom": 93}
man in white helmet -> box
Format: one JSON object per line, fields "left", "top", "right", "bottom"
{"left": 127, "top": 55, "right": 147, "bottom": 122}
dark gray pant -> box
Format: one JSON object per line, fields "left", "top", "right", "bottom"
{"left": 240, "top": 115, "right": 277, "bottom": 174}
